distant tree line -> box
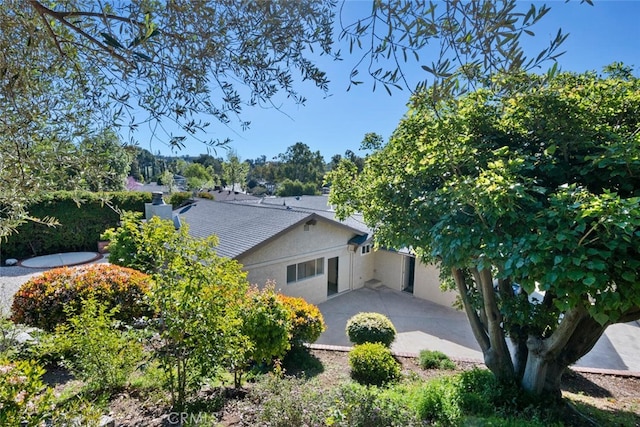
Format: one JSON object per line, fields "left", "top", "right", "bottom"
{"left": 129, "top": 140, "right": 371, "bottom": 197}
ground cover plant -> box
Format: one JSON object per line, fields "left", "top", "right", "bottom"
{"left": 3, "top": 342, "right": 640, "bottom": 427}
{"left": 419, "top": 350, "right": 457, "bottom": 370}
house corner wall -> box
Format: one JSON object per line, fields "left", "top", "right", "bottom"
{"left": 372, "top": 250, "right": 403, "bottom": 292}
{"left": 413, "top": 262, "right": 457, "bottom": 307}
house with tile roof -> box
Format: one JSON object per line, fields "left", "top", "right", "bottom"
{"left": 174, "top": 197, "right": 456, "bottom": 306}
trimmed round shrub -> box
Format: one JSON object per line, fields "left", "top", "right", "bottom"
{"left": 419, "top": 350, "right": 456, "bottom": 370}
{"left": 346, "top": 312, "right": 396, "bottom": 347}
{"left": 277, "top": 294, "right": 326, "bottom": 347}
{"left": 348, "top": 342, "right": 401, "bottom": 386}
{"left": 10, "top": 264, "right": 153, "bottom": 331}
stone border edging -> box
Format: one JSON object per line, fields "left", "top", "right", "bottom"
{"left": 307, "top": 343, "right": 640, "bottom": 378}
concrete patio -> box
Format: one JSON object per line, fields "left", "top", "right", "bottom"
{"left": 316, "top": 286, "right": 640, "bottom": 373}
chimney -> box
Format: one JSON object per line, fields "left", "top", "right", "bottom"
{"left": 145, "top": 191, "right": 172, "bottom": 220}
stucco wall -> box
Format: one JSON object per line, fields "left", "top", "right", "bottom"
{"left": 239, "top": 219, "right": 358, "bottom": 304}
{"left": 372, "top": 250, "right": 403, "bottom": 291}
{"left": 413, "top": 262, "right": 457, "bottom": 307}
{"left": 351, "top": 246, "right": 375, "bottom": 289}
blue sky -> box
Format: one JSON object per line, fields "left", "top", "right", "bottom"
{"left": 139, "top": 1, "right": 640, "bottom": 162}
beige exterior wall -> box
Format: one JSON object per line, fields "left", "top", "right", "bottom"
{"left": 413, "top": 262, "right": 457, "bottom": 307}
{"left": 372, "top": 250, "right": 404, "bottom": 291}
{"left": 236, "top": 217, "right": 456, "bottom": 307}
{"left": 371, "top": 250, "right": 456, "bottom": 307}
{"left": 238, "top": 219, "right": 358, "bottom": 304}
{"left": 351, "top": 245, "right": 376, "bottom": 289}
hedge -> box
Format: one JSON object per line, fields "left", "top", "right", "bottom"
{"left": 1, "top": 191, "right": 151, "bottom": 261}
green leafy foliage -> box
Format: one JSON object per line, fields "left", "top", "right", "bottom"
{"left": 346, "top": 312, "right": 397, "bottom": 347}
{"left": 276, "top": 178, "right": 319, "bottom": 197}
{"left": 55, "top": 298, "right": 143, "bottom": 391}
{"left": 277, "top": 294, "right": 326, "bottom": 347}
{"left": 1, "top": 191, "right": 150, "bottom": 261}
{"left": 0, "top": 359, "right": 54, "bottom": 427}
{"left": 102, "top": 211, "right": 189, "bottom": 275}
{"left": 137, "top": 217, "right": 249, "bottom": 410}
{"left": 277, "top": 142, "right": 326, "bottom": 185}
{"left": 167, "top": 192, "right": 193, "bottom": 208}
{"left": 10, "top": 264, "right": 153, "bottom": 331}
{"left": 415, "top": 369, "right": 556, "bottom": 426}
{"left": 348, "top": 342, "right": 401, "bottom": 386}
{"left": 331, "top": 66, "right": 640, "bottom": 394}
{"left": 418, "top": 350, "right": 456, "bottom": 370}
{"left": 242, "top": 284, "right": 291, "bottom": 365}
{"left": 328, "top": 382, "right": 420, "bottom": 426}
{"left": 222, "top": 151, "right": 249, "bottom": 191}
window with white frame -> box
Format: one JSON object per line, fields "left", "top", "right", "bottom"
{"left": 361, "top": 244, "right": 371, "bottom": 255}
{"left": 286, "top": 257, "right": 324, "bottom": 283}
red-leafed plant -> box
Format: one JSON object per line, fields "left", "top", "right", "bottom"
{"left": 10, "top": 264, "right": 153, "bottom": 330}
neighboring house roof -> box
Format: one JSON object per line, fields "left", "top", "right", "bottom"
{"left": 261, "top": 195, "right": 334, "bottom": 212}
{"left": 210, "top": 190, "right": 261, "bottom": 203}
{"left": 175, "top": 200, "right": 367, "bottom": 259}
{"left": 137, "top": 182, "right": 169, "bottom": 193}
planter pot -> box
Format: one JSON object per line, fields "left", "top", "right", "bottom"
{"left": 97, "top": 241, "right": 110, "bottom": 254}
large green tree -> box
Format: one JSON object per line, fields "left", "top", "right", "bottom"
{"left": 277, "top": 142, "right": 326, "bottom": 187}
{"left": 1, "top": 0, "right": 334, "bottom": 235}
{"left": 329, "top": 66, "right": 640, "bottom": 398}
{"left": 222, "top": 151, "right": 250, "bottom": 192}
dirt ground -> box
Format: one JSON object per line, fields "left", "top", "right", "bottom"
{"left": 49, "top": 349, "right": 640, "bottom": 426}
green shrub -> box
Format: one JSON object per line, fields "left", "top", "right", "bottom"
{"left": 10, "top": 264, "right": 153, "bottom": 331}
{"left": 255, "top": 375, "right": 331, "bottom": 426}
{"left": 0, "top": 358, "right": 54, "bottom": 426}
{"left": 56, "top": 298, "right": 144, "bottom": 391}
{"left": 241, "top": 285, "right": 291, "bottom": 368}
{"left": 102, "top": 212, "right": 192, "bottom": 274}
{"left": 1, "top": 190, "right": 150, "bottom": 261}
{"left": 277, "top": 294, "right": 326, "bottom": 347}
{"left": 195, "top": 191, "right": 214, "bottom": 200}
{"left": 418, "top": 350, "right": 456, "bottom": 370}
{"left": 415, "top": 375, "right": 463, "bottom": 425}
{"left": 348, "top": 342, "right": 400, "bottom": 386}
{"left": 346, "top": 312, "right": 396, "bottom": 347}
{"left": 145, "top": 222, "right": 250, "bottom": 410}
{"left": 276, "top": 179, "right": 319, "bottom": 196}
{"left": 167, "top": 191, "right": 192, "bottom": 207}
{"left": 414, "top": 368, "right": 556, "bottom": 425}
{"left": 328, "top": 382, "right": 421, "bottom": 426}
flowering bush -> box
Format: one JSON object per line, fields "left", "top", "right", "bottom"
{"left": 277, "top": 294, "right": 326, "bottom": 347}
{"left": 0, "top": 359, "right": 54, "bottom": 426}
{"left": 346, "top": 312, "right": 397, "bottom": 347}
{"left": 11, "top": 264, "right": 153, "bottom": 330}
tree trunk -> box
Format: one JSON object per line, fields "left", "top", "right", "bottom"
{"left": 521, "top": 311, "right": 608, "bottom": 398}
{"left": 520, "top": 336, "right": 560, "bottom": 399}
